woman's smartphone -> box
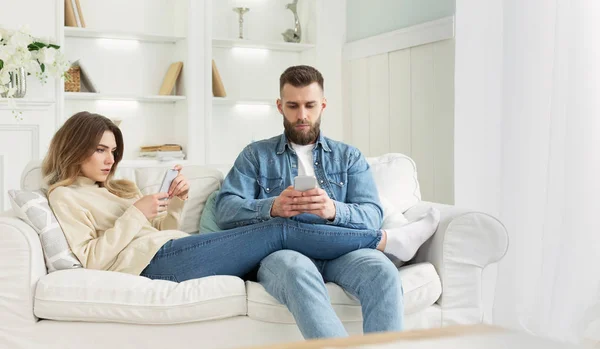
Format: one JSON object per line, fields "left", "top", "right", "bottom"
{"left": 159, "top": 169, "right": 179, "bottom": 194}
{"left": 294, "top": 175, "right": 318, "bottom": 192}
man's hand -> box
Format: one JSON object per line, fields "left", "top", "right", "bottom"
{"left": 292, "top": 188, "right": 336, "bottom": 221}
{"left": 270, "top": 186, "right": 304, "bottom": 218}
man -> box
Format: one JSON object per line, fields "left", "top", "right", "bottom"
{"left": 216, "top": 65, "right": 413, "bottom": 339}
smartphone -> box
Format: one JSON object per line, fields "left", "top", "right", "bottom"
{"left": 294, "top": 175, "right": 318, "bottom": 192}
{"left": 159, "top": 169, "right": 179, "bottom": 194}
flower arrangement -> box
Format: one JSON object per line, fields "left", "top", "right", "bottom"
{"left": 0, "top": 26, "right": 70, "bottom": 117}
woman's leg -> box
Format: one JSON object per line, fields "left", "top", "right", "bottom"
{"left": 141, "top": 218, "right": 382, "bottom": 282}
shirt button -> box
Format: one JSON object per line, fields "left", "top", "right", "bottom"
{"left": 340, "top": 182, "right": 344, "bottom": 185}
{"left": 315, "top": 162, "right": 319, "bottom": 165}
{"left": 320, "top": 180, "right": 324, "bottom": 184}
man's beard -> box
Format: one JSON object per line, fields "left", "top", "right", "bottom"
{"left": 283, "top": 113, "right": 322, "bottom": 145}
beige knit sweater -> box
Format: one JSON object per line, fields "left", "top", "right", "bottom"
{"left": 48, "top": 176, "right": 189, "bottom": 275}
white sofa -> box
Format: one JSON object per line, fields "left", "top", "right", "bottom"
{"left": 0, "top": 153, "right": 508, "bottom": 349}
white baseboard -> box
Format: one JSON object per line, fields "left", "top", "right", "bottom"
{"left": 343, "top": 16, "right": 455, "bottom": 61}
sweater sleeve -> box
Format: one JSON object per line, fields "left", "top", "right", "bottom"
{"left": 50, "top": 199, "right": 149, "bottom": 271}
{"left": 150, "top": 196, "right": 186, "bottom": 231}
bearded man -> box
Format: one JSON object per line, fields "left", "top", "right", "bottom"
{"left": 215, "top": 65, "right": 404, "bottom": 339}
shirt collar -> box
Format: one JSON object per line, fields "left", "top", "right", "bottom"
{"left": 276, "top": 133, "right": 332, "bottom": 154}
{"left": 74, "top": 176, "right": 99, "bottom": 187}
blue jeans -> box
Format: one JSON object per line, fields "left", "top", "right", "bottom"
{"left": 258, "top": 249, "right": 403, "bottom": 339}
{"left": 140, "top": 218, "right": 381, "bottom": 282}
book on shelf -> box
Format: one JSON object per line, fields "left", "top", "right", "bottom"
{"left": 140, "top": 144, "right": 182, "bottom": 152}
{"left": 138, "top": 151, "right": 186, "bottom": 160}
{"left": 139, "top": 144, "right": 185, "bottom": 161}
{"left": 158, "top": 62, "right": 184, "bottom": 96}
{"left": 64, "top": 0, "right": 86, "bottom": 28}
{"left": 212, "top": 59, "right": 227, "bottom": 97}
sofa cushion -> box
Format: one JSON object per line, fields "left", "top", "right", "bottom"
{"left": 246, "top": 262, "right": 441, "bottom": 323}
{"left": 34, "top": 269, "right": 247, "bottom": 324}
{"left": 8, "top": 189, "right": 82, "bottom": 272}
{"left": 367, "top": 153, "right": 421, "bottom": 214}
{"left": 199, "top": 190, "right": 221, "bottom": 233}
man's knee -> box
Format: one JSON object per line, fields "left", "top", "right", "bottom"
{"left": 258, "top": 250, "right": 319, "bottom": 282}
{"left": 343, "top": 249, "right": 400, "bottom": 286}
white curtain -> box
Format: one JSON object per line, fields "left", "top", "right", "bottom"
{"left": 494, "top": 0, "right": 600, "bottom": 344}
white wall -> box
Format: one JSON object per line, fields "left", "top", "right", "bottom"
{"left": 346, "top": 0, "right": 455, "bottom": 42}
{"left": 342, "top": 19, "right": 455, "bottom": 205}
{"left": 454, "top": 0, "right": 503, "bottom": 217}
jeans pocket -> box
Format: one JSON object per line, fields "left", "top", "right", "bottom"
{"left": 141, "top": 273, "right": 179, "bottom": 282}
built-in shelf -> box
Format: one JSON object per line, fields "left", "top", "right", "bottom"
{"left": 212, "top": 97, "right": 275, "bottom": 106}
{"left": 212, "top": 38, "right": 315, "bottom": 52}
{"left": 64, "top": 27, "right": 186, "bottom": 44}
{"left": 120, "top": 159, "right": 189, "bottom": 167}
{"left": 0, "top": 98, "right": 55, "bottom": 110}
{"left": 65, "top": 92, "right": 186, "bottom": 103}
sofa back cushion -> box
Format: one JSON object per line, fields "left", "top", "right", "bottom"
{"left": 367, "top": 153, "right": 421, "bottom": 213}
{"left": 21, "top": 161, "right": 223, "bottom": 233}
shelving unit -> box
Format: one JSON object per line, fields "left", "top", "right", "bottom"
{"left": 212, "top": 38, "right": 314, "bottom": 52}
{"left": 208, "top": 0, "right": 319, "bottom": 164}
{"left": 66, "top": 92, "right": 186, "bottom": 103}
{"left": 212, "top": 97, "right": 274, "bottom": 106}
{"left": 64, "top": 27, "right": 185, "bottom": 44}
{"left": 61, "top": 0, "right": 199, "bottom": 163}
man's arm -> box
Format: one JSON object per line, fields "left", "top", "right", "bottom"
{"left": 330, "top": 150, "right": 383, "bottom": 230}
{"left": 215, "top": 146, "right": 276, "bottom": 230}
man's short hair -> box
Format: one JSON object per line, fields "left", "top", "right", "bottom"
{"left": 279, "top": 65, "right": 324, "bottom": 94}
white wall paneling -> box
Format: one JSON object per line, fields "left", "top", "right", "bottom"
{"left": 343, "top": 18, "right": 455, "bottom": 204}
{"left": 343, "top": 16, "right": 454, "bottom": 61}
{"left": 0, "top": 126, "right": 40, "bottom": 211}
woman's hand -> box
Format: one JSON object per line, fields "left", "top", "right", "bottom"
{"left": 133, "top": 193, "right": 170, "bottom": 219}
{"left": 169, "top": 164, "right": 190, "bottom": 200}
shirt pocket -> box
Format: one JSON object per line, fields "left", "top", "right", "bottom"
{"left": 257, "top": 177, "right": 284, "bottom": 196}
{"left": 327, "top": 172, "right": 348, "bottom": 201}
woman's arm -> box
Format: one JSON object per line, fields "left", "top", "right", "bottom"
{"left": 51, "top": 202, "right": 148, "bottom": 270}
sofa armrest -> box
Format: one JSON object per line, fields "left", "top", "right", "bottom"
{"left": 410, "top": 201, "right": 508, "bottom": 325}
{"left": 0, "top": 213, "right": 47, "bottom": 327}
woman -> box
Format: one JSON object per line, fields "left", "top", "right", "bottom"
{"left": 44, "top": 111, "right": 391, "bottom": 282}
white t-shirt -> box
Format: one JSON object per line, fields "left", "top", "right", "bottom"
{"left": 291, "top": 143, "right": 316, "bottom": 176}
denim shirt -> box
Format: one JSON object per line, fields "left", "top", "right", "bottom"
{"left": 215, "top": 133, "right": 383, "bottom": 230}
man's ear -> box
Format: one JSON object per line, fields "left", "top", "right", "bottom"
{"left": 322, "top": 97, "right": 327, "bottom": 110}
{"left": 277, "top": 98, "right": 284, "bottom": 114}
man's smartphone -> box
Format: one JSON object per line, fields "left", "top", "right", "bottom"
{"left": 294, "top": 175, "right": 318, "bottom": 192}
{"left": 159, "top": 169, "right": 179, "bottom": 194}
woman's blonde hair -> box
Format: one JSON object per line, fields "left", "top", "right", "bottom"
{"left": 43, "top": 111, "right": 138, "bottom": 198}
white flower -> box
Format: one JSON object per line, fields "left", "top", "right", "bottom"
{"left": 0, "top": 44, "right": 16, "bottom": 61}
{"left": 37, "top": 47, "right": 57, "bottom": 65}
{"left": 9, "top": 30, "right": 33, "bottom": 49}
{"left": 25, "top": 60, "right": 41, "bottom": 74}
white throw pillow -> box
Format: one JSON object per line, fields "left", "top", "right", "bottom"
{"left": 8, "top": 189, "right": 82, "bottom": 272}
